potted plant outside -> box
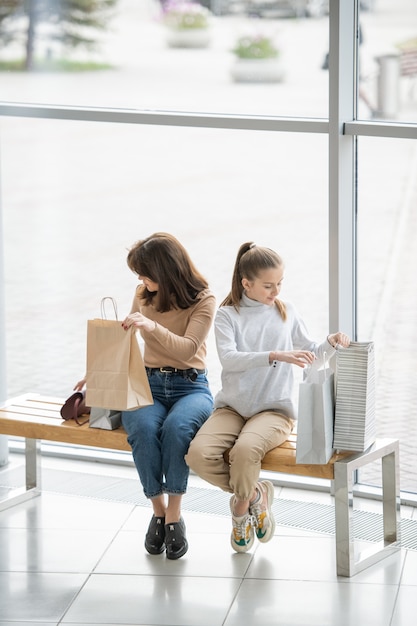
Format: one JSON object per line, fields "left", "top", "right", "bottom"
{"left": 162, "top": 1, "right": 212, "bottom": 49}
{"left": 231, "top": 33, "right": 284, "bottom": 83}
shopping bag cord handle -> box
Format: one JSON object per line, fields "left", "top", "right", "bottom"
{"left": 100, "top": 297, "right": 118, "bottom": 320}
{"left": 323, "top": 351, "right": 328, "bottom": 379}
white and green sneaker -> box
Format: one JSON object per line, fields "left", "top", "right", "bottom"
{"left": 230, "top": 496, "right": 255, "bottom": 553}
{"left": 250, "top": 480, "right": 276, "bottom": 543}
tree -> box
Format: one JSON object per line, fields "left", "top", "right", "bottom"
{"left": 0, "top": 0, "right": 118, "bottom": 70}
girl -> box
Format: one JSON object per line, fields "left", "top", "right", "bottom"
{"left": 186, "top": 242, "right": 349, "bottom": 553}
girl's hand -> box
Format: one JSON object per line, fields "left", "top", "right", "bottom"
{"left": 122, "top": 312, "right": 156, "bottom": 333}
{"left": 328, "top": 332, "right": 350, "bottom": 348}
{"left": 270, "top": 350, "right": 316, "bottom": 369}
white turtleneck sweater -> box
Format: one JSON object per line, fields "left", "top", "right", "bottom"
{"left": 214, "top": 293, "right": 335, "bottom": 420}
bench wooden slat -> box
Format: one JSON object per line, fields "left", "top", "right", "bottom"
{"left": 0, "top": 394, "right": 354, "bottom": 477}
{"left": 1, "top": 399, "right": 60, "bottom": 412}
{"left": 0, "top": 395, "right": 131, "bottom": 452}
{"left": 261, "top": 446, "right": 352, "bottom": 479}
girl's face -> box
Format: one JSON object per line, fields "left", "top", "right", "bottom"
{"left": 138, "top": 275, "right": 159, "bottom": 292}
{"left": 242, "top": 267, "right": 284, "bottom": 306}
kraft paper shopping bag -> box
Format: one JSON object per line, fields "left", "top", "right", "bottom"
{"left": 296, "top": 361, "right": 335, "bottom": 465}
{"left": 85, "top": 318, "right": 153, "bottom": 411}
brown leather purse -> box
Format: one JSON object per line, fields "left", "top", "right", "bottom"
{"left": 60, "top": 391, "right": 90, "bottom": 425}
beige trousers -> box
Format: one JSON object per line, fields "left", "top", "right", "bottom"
{"left": 185, "top": 406, "right": 294, "bottom": 501}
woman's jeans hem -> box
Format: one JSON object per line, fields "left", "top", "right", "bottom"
{"left": 148, "top": 489, "right": 187, "bottom": 499}
{"left": 122, "top": 371, "right": 213, "bottom": 498}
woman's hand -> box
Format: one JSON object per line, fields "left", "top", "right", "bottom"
{"left": 327, "top": 332, "right": 350, "bottom": 348}
{"left": 270, "top": 350, "right": 316, "bottom": 369}
{"left": 73, "top": 378, "right": 86, "bottom": 392}
{"left": 122, "top": 312, "right": 156, "bottom": 333}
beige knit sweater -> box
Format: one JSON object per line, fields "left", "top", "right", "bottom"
{"left": 129, "top": 287, "right": 216, "bottom": 371}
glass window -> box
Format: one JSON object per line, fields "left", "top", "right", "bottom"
{"left": 0, "top": 0, "right": 330, "bottom": 117}
{"left": 1, "top": 0, "right": 417, "bottom": 501}
{"left": 2, "top": 117, "right": 328, "bottom": 399}
{"left": 357, "top": 1, "right": 417, "bottom": 122}
{"left": 356, "top": 135, "right": 417, "bottom": 494}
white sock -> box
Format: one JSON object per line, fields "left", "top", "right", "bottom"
{"left": 250, "top": 486, "right": 261, "bottom": 506}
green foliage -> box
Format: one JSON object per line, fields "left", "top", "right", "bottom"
{"left": 232, "top": 35, "right": 279, "bottom": 60}
{"left": 0, "top": 0, "right": 21, "bottom": 45}
{"left": 0, "top": 0, "right": 118, "bottom": 70}
{"left": 162, "top": 1, "right": 210, "bottom": 30}
{"left": 0, "top": 58, "right": 112, "bottom": 72}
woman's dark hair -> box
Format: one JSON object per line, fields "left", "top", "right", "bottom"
{"left": 221, "top": 241, "right": 287, "bottom": 320}
{"left": 127, "top": 232, "right": 209, "bottom": 312}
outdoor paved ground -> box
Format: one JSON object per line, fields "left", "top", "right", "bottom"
{"left": 1, "top": 0, "right": 416, "bottom": 490}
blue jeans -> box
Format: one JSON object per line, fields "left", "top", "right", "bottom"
{"left": 122, "top": 371, "right": 213, "bottom": 499}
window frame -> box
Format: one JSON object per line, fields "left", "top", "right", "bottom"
{"left": 0, "top": 0, "right": 416, "bottom": 502}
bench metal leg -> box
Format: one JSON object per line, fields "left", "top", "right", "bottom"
{"left": 334, "top": 438, "right": 400, "bottom": 577}
{"left": 0, "top": 437, "right": 41, "bottom": 512}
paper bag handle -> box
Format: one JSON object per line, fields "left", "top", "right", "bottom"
{"left": 100, "top": 297, "right": 118, "bottom": 321}
{"left": 304, "top": 351, "right": 330, "bottom": 383}
{"left": 323, "top": 351, "right": 329, "bottom": 379}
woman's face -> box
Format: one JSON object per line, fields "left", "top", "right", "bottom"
{"left": 242, "top": 267, "right": 284, "bottom": 306}
{"left": 138, "top": 275, "right": 159, "bottom": 293}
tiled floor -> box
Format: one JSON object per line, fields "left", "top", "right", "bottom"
{"left": 1, "top": 454, "right": 417, "bottom": 626}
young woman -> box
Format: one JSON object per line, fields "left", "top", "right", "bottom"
{"left": 77, "top": 233, "right": 215, "bottom": 560}
{"left": 121, "top": 233, "right": 216, "bottom": 559}
{"left": 186, "top": 242, "right": 350, "bottom": 553}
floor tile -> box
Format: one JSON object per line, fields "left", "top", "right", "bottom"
{"left": 391, "top": 585, "right": 417, "bottom": 626}
{"left": 95, "top": 528, "right": 254, "bottom": 578}
{"left": 0, "top": 492, "right": 134, "bottom": 531}
{"left": 246, "top": 534, "right": 338, "bottom": 581}
{"left": 0, "top": 527, "right": 116, "bottom": 573}
{"left": 0, "top": 461, "right": 414, "bottom": 626}
{"left": 0, "top": 572, "right": 87, "bottom": 623}
{"left": 62, "top": 573, "right": 240, "bottom": 626}
{"left": 223, "top": 579, "right": 398, "bottom": 626}
{"left": 398, "top": 548, "right": 417, "bottom": 585}
{"left": 0, "top": 623, "right": 56, "bottom": 626}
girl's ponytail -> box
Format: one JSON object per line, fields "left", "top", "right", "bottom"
{"left": 220, "top": 242, "right": 287, "bottom": 320}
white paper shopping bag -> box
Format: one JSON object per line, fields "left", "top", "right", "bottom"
{"left": 89, "top": 407, "right": 122, "bottom": 430}
{"left": 296, "top": 360, "right": 335, "bottom": 464}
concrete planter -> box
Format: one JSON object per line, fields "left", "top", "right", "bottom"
{"left": 231, "top": 58, "right": 284, "bottom": 83}
{"left": 166, "top": 27, "right": 211, "bottom": 49}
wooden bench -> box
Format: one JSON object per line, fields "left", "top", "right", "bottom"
{"left": 0, "top": 394, "right": 400, "bottom": 577}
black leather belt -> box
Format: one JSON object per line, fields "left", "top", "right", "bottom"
{"left": 145, "top": 367, "right": 205, "bottom": 381}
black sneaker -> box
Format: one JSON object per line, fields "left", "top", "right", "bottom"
{"left": 145, "top": 515, "right": 166, "bottom": 555}
{"left": 165, "top": 517, "right": 188, "bottom": 560}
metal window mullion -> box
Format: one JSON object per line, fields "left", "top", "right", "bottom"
{"left": 0, "top": 104, "right": 328, "bottom": 135}
{"left": 345, "top": 120, "right": 417, "bottom": 139}
{"left": 328, "top": 0, "right": 356, "bottom": 339}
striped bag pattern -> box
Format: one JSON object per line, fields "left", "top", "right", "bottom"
{"left": 333, "top": 341, "right": 376, "bottom": 452}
